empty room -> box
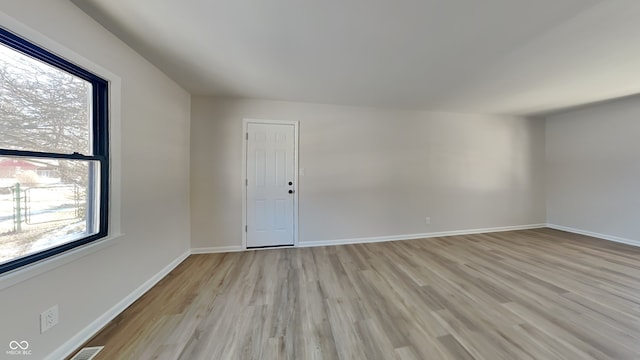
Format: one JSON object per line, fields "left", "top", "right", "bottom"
{"left": 1, "top": 0, "right": 639, "bottom": 359}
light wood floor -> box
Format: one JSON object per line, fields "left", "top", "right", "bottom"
{"left": 75, "top": 228, "right": 640, "bottom": 360}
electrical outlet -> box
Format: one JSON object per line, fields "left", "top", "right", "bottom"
{"left": 41, "top": 305, "right": 59, "bottom": 333}
{"left": 425, "top": 217, "right": 431, "bottom": 225}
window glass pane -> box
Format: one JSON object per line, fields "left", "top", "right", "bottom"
{"left": 0, "top": 43, "right": 92, "bottom": 155}
{"left": 0, "top": 157, "right": 99, "bottom": 267}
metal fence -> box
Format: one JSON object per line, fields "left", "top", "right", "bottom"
{"left": 0, "top": 183, "right": 84, "bottom": 234}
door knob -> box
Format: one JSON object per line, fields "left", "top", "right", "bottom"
{"left": 288, "top": 190, "right": 295, "bottom": 194}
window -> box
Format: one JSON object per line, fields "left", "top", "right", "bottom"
{"left": 0, "top": 28, "right": 109, "bottom": 275}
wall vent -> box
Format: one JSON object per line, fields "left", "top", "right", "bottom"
{"left": 69, "top": 346, "right": 104, "bottom": 360}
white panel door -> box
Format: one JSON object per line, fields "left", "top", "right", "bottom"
{"left": 246, "top": 123, "right": 296, "bottom": 247}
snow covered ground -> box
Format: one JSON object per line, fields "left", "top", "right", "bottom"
{"left": 0, "top": 185, "right": 86, "bottom": 265}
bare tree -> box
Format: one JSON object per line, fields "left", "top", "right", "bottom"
{"left": 0, "top": 45, "right": 91, "bottom": 185}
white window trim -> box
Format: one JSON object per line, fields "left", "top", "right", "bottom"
{"left": 0, "top": 11, "right": 123, "bottom": 289}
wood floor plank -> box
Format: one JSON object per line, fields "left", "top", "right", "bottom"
{"left": 393, "top": 346, "right": 421, "bottom": 360}
{"left": 73, "top": 228, "right": 640, "bottom": 360}
{"left": 436, "top": 334, "right": 475, "bottom": 360}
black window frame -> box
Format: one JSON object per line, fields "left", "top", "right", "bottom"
{"left": 0, "top": 27, "right": 109, "bottom": 275}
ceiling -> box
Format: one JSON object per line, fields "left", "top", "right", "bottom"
{"left": 72, "top": 0, "right": 640, "bottom": 116}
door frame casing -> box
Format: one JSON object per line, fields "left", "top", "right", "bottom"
{"left": 242, "top": 119, "right": 299, "bottom": 250}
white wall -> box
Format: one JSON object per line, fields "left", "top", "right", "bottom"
{"left": 546, "top": 96, "right": 640, "bottom": 243}
{"left": 191, "top": 97, "right": 546, "bottom": 249}
{"left": 0, "top": 1, "right": 191, "bottom": 358}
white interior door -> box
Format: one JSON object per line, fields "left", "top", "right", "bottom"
{"left": 246, "top": 122, "right": 296, "bottom": 248}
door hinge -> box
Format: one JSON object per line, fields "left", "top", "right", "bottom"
{"left": 245, "top": 225, "right": 248, "bottom": 232}
{"left": 245, "top": 179, "right": 248, "bottom": 186}
{"left": 246, "top": 132, "right": 248, "bottom": 140}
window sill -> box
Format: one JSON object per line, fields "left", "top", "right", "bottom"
{"left": 0, "top": 232, "right": 124, "bottom": 290}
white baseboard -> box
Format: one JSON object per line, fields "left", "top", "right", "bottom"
{"left": 50, "top": 223, "right": 604, "bottom": 359}
{"left": 297, "top": 223, "right": 546, "bottom": 248}
{"left": 191, "top": 245, "right": 244, "bottom": 254}
{"left": 41, "top": 223, "right": 637, "bottom": 359}
{"left": 546, "top": 224, "right": 640, "bottom": 248}
{"left": 48, "top": 250, "right": 191, "bottom": 360}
